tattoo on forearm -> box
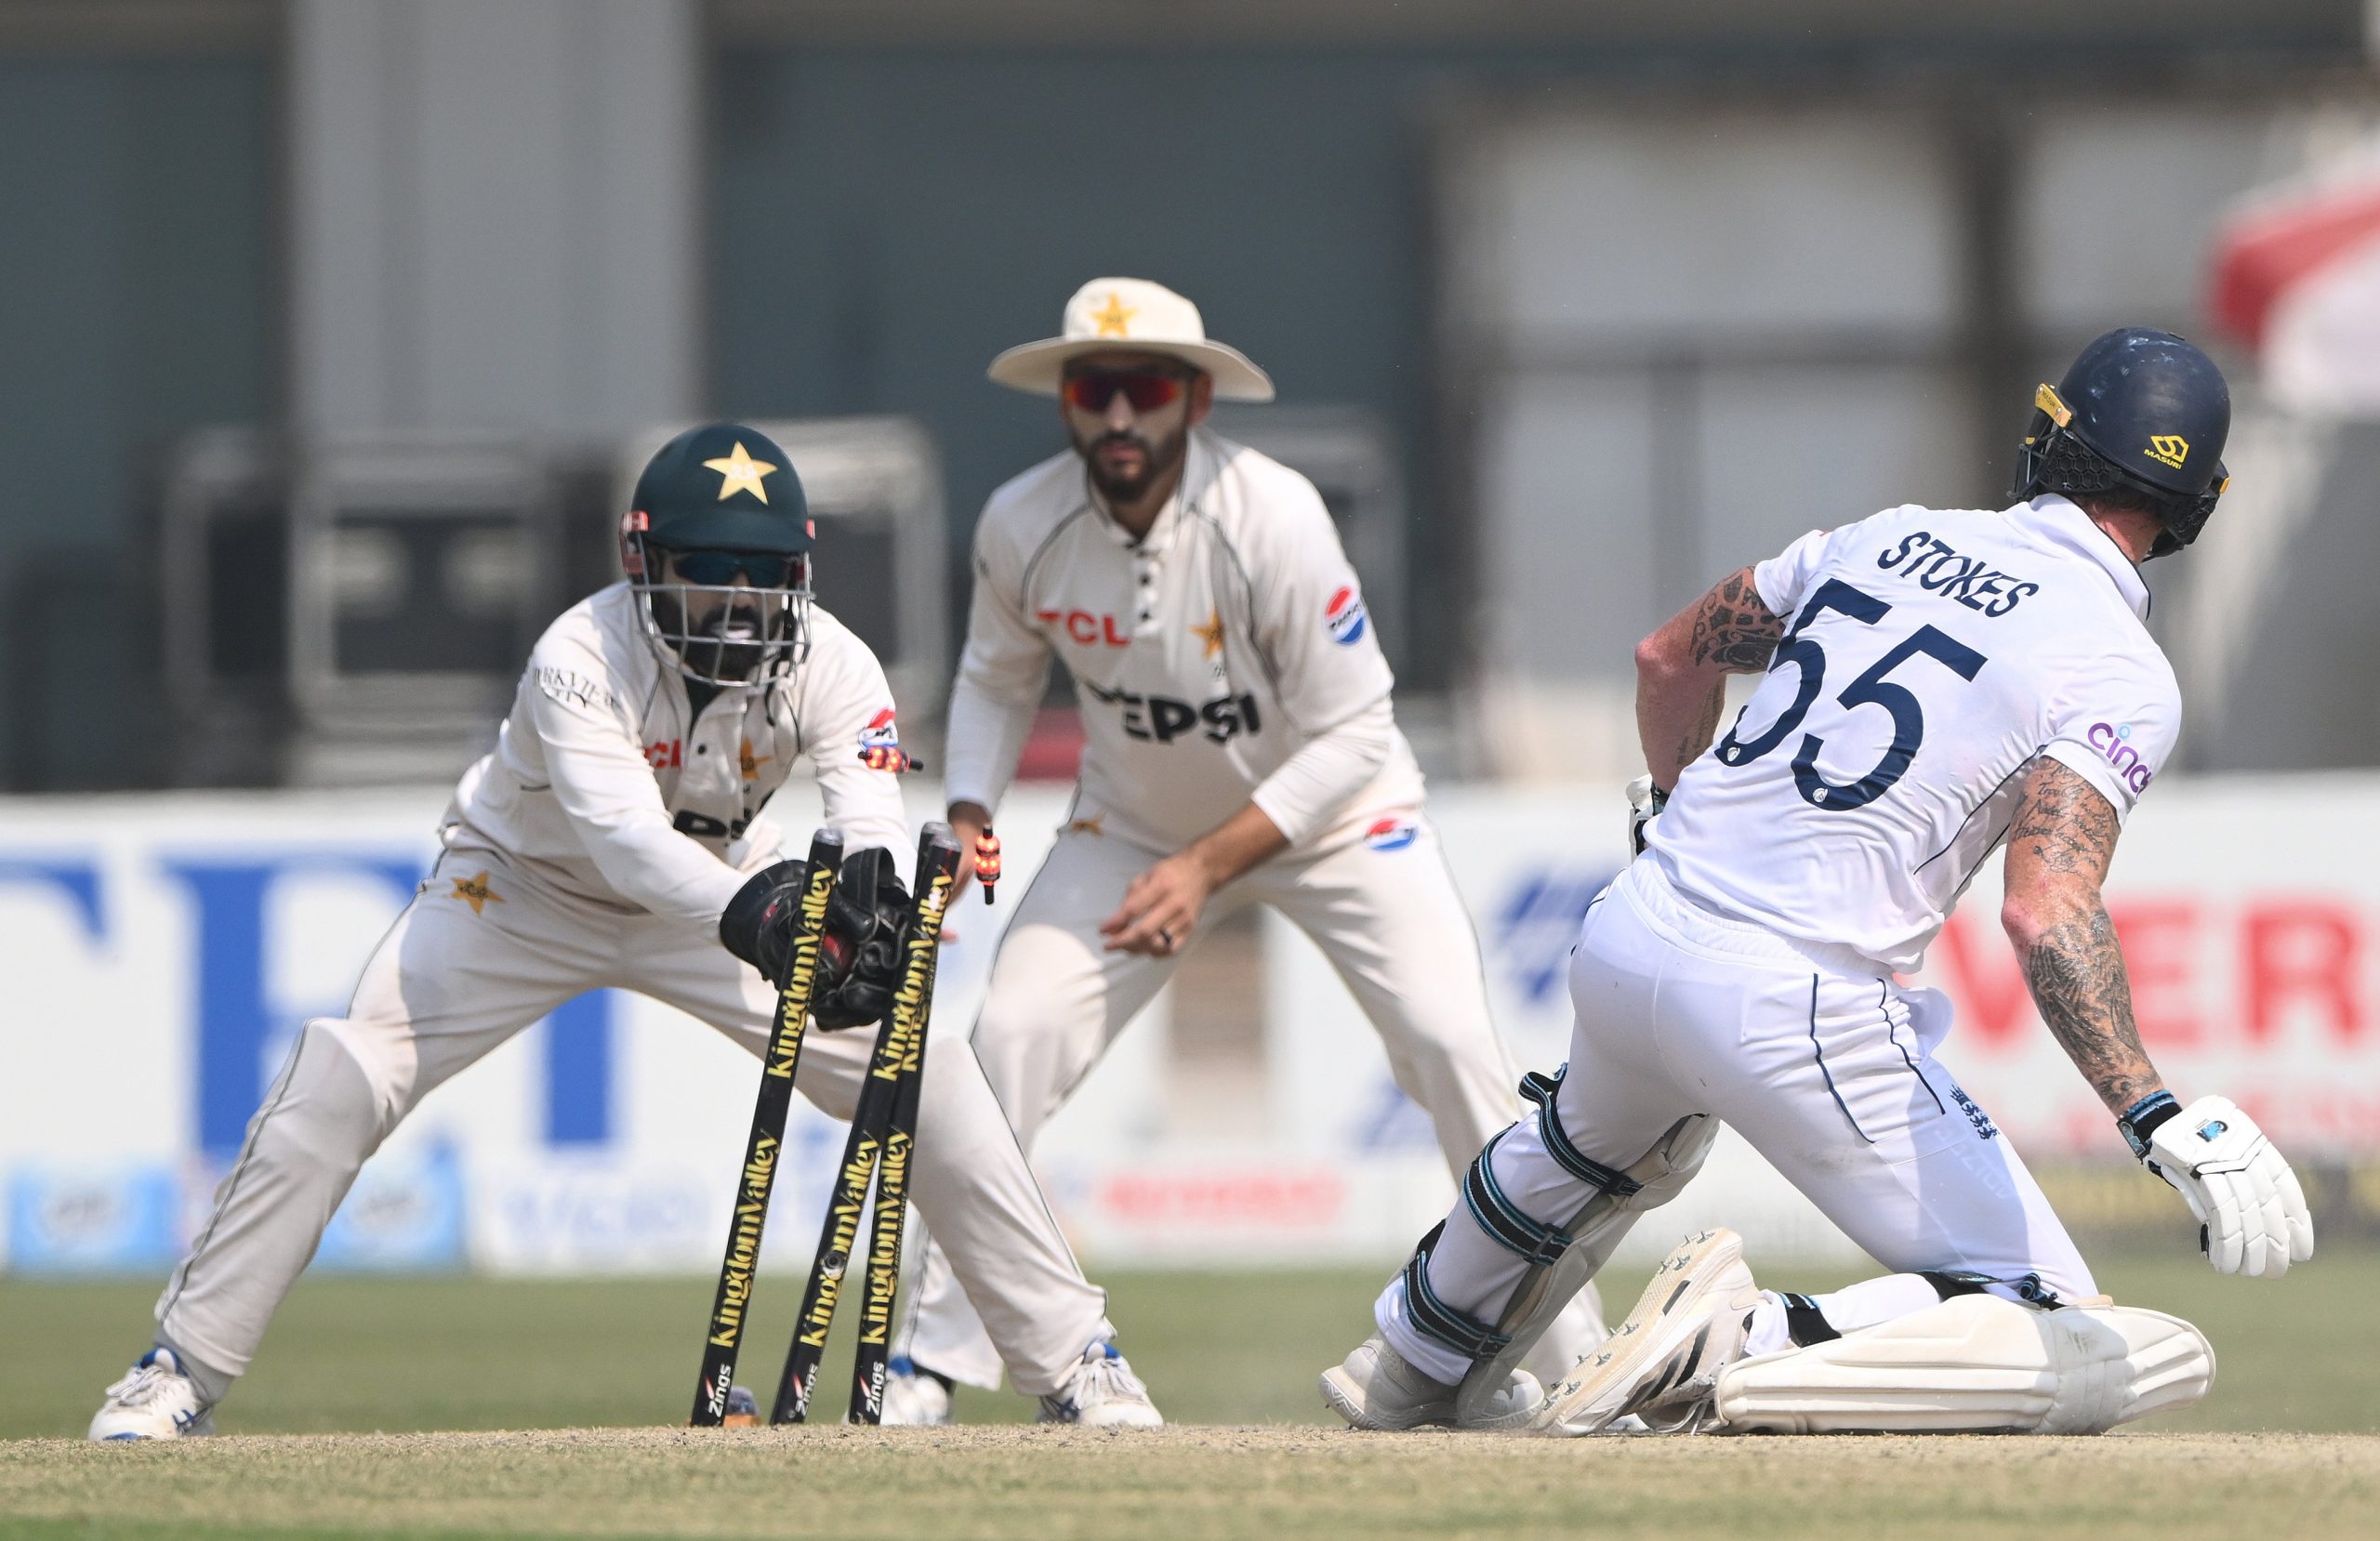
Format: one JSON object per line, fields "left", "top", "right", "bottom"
{"left": 2007, "top": 758, "right": 2119, "bottom": 881}
{"left": 2020, "top": 907, "right": 2160, "bottom": 1112}
{"left": 2007, "top": 758, "right": 2156, "bottom": 1112}
{"left": 1686, "top": 570, "right": 1785, "bottom": 672}
{"left": 1674, "top": 679, "right": 1726, "bottom": 770}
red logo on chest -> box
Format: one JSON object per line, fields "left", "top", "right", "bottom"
{"left": 1038, "top": 609, "right": 1131, "bottom": 648}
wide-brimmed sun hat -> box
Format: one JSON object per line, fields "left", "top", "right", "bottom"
{"left": 987, "top": 277, "right": 1276, "bottom": 402}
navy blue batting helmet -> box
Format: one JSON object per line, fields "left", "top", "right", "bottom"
{"left": 2010, "top": 328, "right": 2232, "bottom": 558}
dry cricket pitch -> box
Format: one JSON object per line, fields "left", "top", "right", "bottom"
{"left": 5, "top": 1427, "right": 2376, "bottom": 1541}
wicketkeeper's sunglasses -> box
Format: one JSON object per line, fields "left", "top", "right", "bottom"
{"left": 1062, "top": 369, "right": 1186, "bottom": 415}
{"left": 665, "top": 549, "right": 810, "bottom": 588}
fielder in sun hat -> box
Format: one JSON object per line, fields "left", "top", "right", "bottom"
{"left": 986, "top": 277, "right": 1276, "bottom": 402}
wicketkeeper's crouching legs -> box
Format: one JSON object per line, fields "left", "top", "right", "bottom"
{"left": 153, "top": 1021, "right": 403, "bottom": 1403}
{"left": 153, "top": 851, "right": 606, "bottom": 1402}
{"left": 145, "top": 847, "right": 1119, "bottom": 1418}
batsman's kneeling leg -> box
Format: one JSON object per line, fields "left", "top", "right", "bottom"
{"left": 1709, "top": 1292, "right": 2214, "bottom": 1435}
{"left": 1450, "top": 1078, "right": 1717, "bottom": 1425}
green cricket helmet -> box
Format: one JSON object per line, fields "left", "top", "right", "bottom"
{"left": 620, "top": 423, "right": 816, "bottom": 687}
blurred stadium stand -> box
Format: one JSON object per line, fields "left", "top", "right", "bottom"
{"left": 11, "top": 0, "right": 2380, "bottom": 1293}
{"left": 5, "top": 0, "right": 2380, "bottom": 789}
{"left": 149, "top": 418, "right": 945, "bottom": 786}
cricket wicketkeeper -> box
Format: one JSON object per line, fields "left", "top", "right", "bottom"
{"left": 89, "top": 423, "right": 1157, "bottom": 1440}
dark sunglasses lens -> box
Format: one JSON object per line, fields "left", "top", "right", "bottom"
{"left": 1064, "top": 372, "right": 1182, "bottom": 414}
{"left": 1125, "top": 375, "right": 1183, "bottom": 411}
{"left": 671, "top": 551, "right": 798, "bottom": 586}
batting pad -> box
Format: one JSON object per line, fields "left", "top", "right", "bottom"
{"left": 1710, "top": 1293, "right": 2214, "bottom": 1435}
{"left": 1452, "top": 1112, "right": 1717, "bottom": 1426}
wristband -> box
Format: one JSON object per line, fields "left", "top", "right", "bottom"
{"left": 2117, "top": 1089, "right": 2182, "bottom": 1160}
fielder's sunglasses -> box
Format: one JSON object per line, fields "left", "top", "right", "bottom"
{"left": 1062, "top": 368, "right": 1187, "bottom": 415}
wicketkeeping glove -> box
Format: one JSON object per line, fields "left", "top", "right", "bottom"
{"left": 2119, "top": 1092, "right": 2314, "bottom": 1278}
{"left": 720, "top": 846, "right": 912, "bottom": 1030}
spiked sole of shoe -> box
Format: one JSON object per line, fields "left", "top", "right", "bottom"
{"left": 1532, "top": 1230, "right": 1749, "bottom": 1436}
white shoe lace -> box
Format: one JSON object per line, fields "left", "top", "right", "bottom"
{"left": 103, "top": 1363, "right": 178, "bottom": 1408}
{"left": 1040, "top": 1345, "right": 1153, "bottom": 1421}
{"left": 1073, "top": 1350, "right": 1148, "bottom": 1409}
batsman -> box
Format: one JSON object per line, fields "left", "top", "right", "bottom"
{"left": 1324, "top": 329, "right": 2315, "bottom": 1437}
{"left": 89, "top": 424, "right": 1157, "bottom": 1440}
{"left": 880, "top": 279, "right": 1606, "bottom": 1424}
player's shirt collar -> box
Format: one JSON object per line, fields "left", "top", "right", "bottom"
{"left": 1083, "top": 467, "right": 1181, "bottom": 555}
{"left": 2015, "top": 494, "right": 2151, "bottom": 621}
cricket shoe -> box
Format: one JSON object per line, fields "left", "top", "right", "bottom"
{"left": 1319, "top": 1336, "right": 1545, "bottom": 1432}
{"left": 879, "top": 1357, "right": 955, "bottom": 1427}
{"left": 1037, "top": 1341, "right": 1162, "bottom": 1428}
{"left": 1531, "top": 1229, "right": 1762, "bottom": 1437}
{"left": 88, "top": 1349, "right": 215, "bottom": 1442}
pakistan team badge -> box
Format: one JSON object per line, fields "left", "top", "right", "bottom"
{"left": 450, "top": 872, "right": 503, "bottom": 915}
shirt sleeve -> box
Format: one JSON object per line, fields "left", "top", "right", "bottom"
{"left": 795, "top": 623, "right": 914, "bottom": 862}
{"left": 942, "top": 515, "right": 1052, "bottom": 817}
{"left": 1751, "top": 527, "right": 1835, "bottom": 619}
{"left": 525, "top": 642, "right": 747, "bottom": 927}
{"left": 1245, "top": 470, "right": 1395, "bottom": 736}
{"left": 2039, "top": 645, "right": 2182, "bottom": 826}
{"left": 1250, "top": 694, "right": 1395, "bottom": 846}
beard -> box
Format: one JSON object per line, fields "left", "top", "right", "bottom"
{"left": 698, "top": 602, "right": 769, "bottom": 679}
{"left": 1080, "top": 423, "right": 1189, "bottom": 506}
{"left": 649, "top": 591, "right": 780, "bottom": 681}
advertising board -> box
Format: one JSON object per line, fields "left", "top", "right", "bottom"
{"left": 5, "top": 776, "right": 2373, "bottom": 1272}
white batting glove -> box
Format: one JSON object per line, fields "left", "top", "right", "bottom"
{"left": 2120, "top": 1093, "right": 2314, "bottom": 1278}
{"left": 1625, "top": 775, "right": 1668, "bottom": 857}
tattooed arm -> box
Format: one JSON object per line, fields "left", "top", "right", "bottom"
{"left": 1633, "top": 566, "right": 1786, "bottom": 790}
{"left": 2000, "top": 757, "right": 2165, "bottom": 1113}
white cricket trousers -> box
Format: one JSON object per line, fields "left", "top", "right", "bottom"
{"left": 154, "top": 843, "right": 1115, "bottom": 1400}
{"left": 1379, "top": 858, "right": 2093, "bottom": 1386}
{"left": 897, "top": 818, "right": 1606, "bottom": 1390}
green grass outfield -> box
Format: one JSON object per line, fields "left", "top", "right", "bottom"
{"left": 3, "top": 1255, "right": 2374, "bottom": 1538}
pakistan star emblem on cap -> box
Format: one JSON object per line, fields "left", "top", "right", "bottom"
{"left": 1090, "top": 292, "right": 1136, "bottom": 337}
{"left": 702, "top": 441, "right": 776, "bottom": 503}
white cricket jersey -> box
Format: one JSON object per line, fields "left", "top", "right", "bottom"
{"left": 944, "top": 426, "right": 1427, "bottom": 853}
{"left": 1648, "top": 494, "right": 2181, "bottom": 974}
{"left": 443, "top": 582, "right": 911, "bottom": 928}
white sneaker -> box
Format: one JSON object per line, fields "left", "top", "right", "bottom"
{"left": 1037, "top": 1341, "right": 1162, "bottom": 1428}
{"left": 880, "top": 1357, "right": 954, "bottom": 1427}
{"left": 1319, "top": 1335, "right": 1544, "bottom": 1432}
{"left": 88, "top": 1349, "right": 214, "bottom": 1442}
{"left": 1532, "top": 1229, "right": 1762, "bottom": 1437}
